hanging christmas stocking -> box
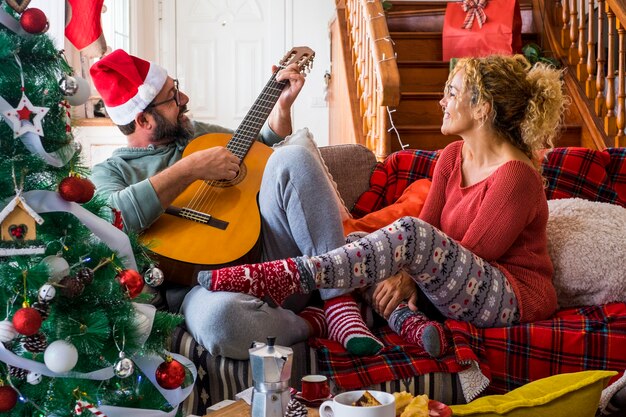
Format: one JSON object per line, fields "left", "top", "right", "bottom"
{"left": 65, "top": 0, "right": 107, "bottom": 58}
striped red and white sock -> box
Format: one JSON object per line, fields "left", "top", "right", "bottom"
{"left": 298, "top": 306, "right": 328, "bottom": 338}
{"left": 325, "top": 294, "right": 383, "bottom": 356}
{"left": 388, "top": 303, "right": 448, "bottom": 358}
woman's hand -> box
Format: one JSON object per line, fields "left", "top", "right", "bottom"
{"left": 372, "top": 270, "right": 418, "bottom": 319}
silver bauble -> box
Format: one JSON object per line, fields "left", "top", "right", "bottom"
{"left": 114, "top": 352, "right": 135, "bottom": 378}
{"left": 144, "top": 266, "right": 165, "bottom": 287}
{"left": 0, "top": 320, "right": 18, "bottom": 342}
{"left": 38, "top": 283, "right": 56, "bottom": 302}
{"left": 65, "top": 76, "right": 91, "bottom": 106}
{"left": 59, "top": 75, "right": 78, "bottom": 96}
{"left": 40, "top": 255, "right": 70, "bottom": 283}
{"left": 26, "top": 372, "right": 42, "bottom": 385}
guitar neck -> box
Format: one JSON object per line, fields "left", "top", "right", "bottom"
{"left": 227, "top": 72, "right": 288, "bottom": 160}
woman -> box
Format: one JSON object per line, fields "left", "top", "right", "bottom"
{"left": 197, "top": 54, "right": 567, "bottom": 358}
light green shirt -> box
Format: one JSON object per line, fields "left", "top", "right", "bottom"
{"left": 90, "top": 121, "right": 283, "bottom": 232}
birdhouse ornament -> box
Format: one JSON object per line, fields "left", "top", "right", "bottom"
{"left": 0, "top": 191, "right": 45, "bottom": 256}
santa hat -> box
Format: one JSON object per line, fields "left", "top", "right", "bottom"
{"left": 89, "top": 49, "right": 167, "bottom": 125}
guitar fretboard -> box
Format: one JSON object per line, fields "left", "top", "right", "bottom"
{"left": 226, "top": 71, "right": 289, "bottom": 161}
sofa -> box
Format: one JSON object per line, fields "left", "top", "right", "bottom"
{"left": 170, "top": 143, "right": 626, "bottom": 417}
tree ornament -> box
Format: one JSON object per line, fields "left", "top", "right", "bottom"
{"left": 26, "top": 371, "right": 42, "bottom": 385}
{"left": 0, "top": 320, "right": 18, "bottom": 342}
{"left": 143, "top": 265, "right": 164, "bottom": 287}
{"left": 132, "top": 310, "right": 152, "bottom": 340}
{"left": 12, "top": 306, "right": 42, "bottom": 336}
{"left": 20, "top": 7, "right": 48, "bottom": 34}
{"left": 113, "top": 351, "right": 134, "bottom": 378}
{"left": 116, "top": 269, "right": 144, "bottom": 298}
{"left": 76, "top": 267, "right": 94, "bottom": 285}
{"left": 58, "top": 174, "right": 95, "bottom": 204}
{"left": 44, "top": 340, "right": 78, "bottom": 373}
{"left": 0, "top": 385, "right": 18, "bottom": 412}
{"left": 59, "top": 275, "right": 85, "bottom": 298}
{"left": 1, "top": 92, "right": 49, "bottom": 138}
{"left": 40, "top": 255, "right": 70, "bottom": 282}
{"left": 23, "top": 331, "right": 47, "bottom": 353}
{"left": 59, "top": 75, "right": 79, "bottom": 96}
{"left": 8, "top": 365, "right": 28, "bottom": 380}
{"left": 38, "top": 283, "right": 56, "bottom": 302}
{"left": 155, "top": 356, "right": 186, "bottom": 389}
{"left": 63, "top": 75, "right": 91, "bottom": 106}
{"left": 31, "top": 300, "right": 50, "bottom": 320}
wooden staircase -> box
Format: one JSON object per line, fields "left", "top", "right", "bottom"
{"left": 328, "top": 0, "right": 624, "bottom": 158}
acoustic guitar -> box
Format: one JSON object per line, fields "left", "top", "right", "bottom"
{"left": 140, "top": 46, "right": 315, "bottom": 286}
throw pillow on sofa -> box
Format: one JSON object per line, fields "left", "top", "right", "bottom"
{"left": 547, "top": 198, "right": 626, "bottom": 308}
{"left": 449, "top": 370, "right": 617, "bottom": 417}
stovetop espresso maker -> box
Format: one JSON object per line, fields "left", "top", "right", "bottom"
{"left": 249, "top": 336, "right": 294, "bottom": 417}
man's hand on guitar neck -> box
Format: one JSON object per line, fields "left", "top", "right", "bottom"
{"left": 268, "top": 63, "right": 306, "bottom": 138}
{"left": 149, "top": 146, "right": 240, "bottom": 210}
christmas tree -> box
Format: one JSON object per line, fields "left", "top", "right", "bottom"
{"left": 0, "top": 3, "right": 193, "bottom": 416}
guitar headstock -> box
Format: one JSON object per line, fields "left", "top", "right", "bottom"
{"left": 278, "top": 46, "right": 315, "bottom": 74}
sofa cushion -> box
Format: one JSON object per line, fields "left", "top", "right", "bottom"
{"left": 448, "top": 370, "right": 616, "bottom": 417}
{"left": 547, "top": 198, "right": 626, "bottom": 308}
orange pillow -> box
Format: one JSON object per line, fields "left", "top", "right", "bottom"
{"left": 343, "top": 179, "right": 432, "bottom": 235}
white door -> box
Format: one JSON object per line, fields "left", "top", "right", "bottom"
{"left": 173, "top": 0, "right": 286, "bottom": 128}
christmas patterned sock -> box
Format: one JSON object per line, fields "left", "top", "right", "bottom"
{"left": 388, "top": 303, "right": 448, "bottom": 358}
{"left": 325, "top": 294, "right": 383, "bottom": 356}
{"left": 198, "top": 258, "right": 311, "bottom": 306}
{"left": 298, "top": 306, "right": 327, "bottom": 338}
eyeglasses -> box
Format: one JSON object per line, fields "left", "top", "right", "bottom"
{"left": 147, "top": 79, "right": 180, "bottom": 108}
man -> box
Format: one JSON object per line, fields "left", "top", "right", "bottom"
{"left": 89, "top": 50, "right": 383, "bottom": 359}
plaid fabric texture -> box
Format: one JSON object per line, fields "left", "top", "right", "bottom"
{"left": 310, "top": 323, "right": 487, "bottom": 390}
{"left": 326, "top": 145, "right": 626, "bottom": 395}
{"left": 451, "top": 303, "right": 626, "bottom": 393}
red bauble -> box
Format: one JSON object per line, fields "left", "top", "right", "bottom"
{"left": 58, "top": 176, "right": 95, "bottom": 204}
{"left": 20, "top": 8, "right": 48, "bottom": 34}
{"left": 116, "top": 269, "right": 145, "bottom": 298}
{"left": 12, "top": 307, "right": 42, "bottom": 336}
{"left": 155, "top": 357, "right": 186, "bottom": 389}
{"left": 0, "top": 385, "right": 18, "bottom": 412}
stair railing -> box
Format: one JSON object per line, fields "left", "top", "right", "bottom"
{"left": 538, "top": 0, "right": 626, "bottom": 147}
{"left": 339, "top": 0, "right": 401, "bottom": 158}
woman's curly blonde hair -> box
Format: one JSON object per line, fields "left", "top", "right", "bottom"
{"left": 448, "top": 54, "right": 568, "bottom": 164}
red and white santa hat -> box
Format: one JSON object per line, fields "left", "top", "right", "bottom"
{"left": 89, "top": 49, "right": 167, "bottom": 125}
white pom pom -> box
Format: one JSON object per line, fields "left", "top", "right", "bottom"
{"left": 138, "top": 84, "right": 156, "bottom": 102}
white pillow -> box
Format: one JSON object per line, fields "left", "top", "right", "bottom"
{"left": 273, "top": 128, "right": 351, "bottom": 220}
{"left": 547, "top": 198, "right": 626, "bottom": 308}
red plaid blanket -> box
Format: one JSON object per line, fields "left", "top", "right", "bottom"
{"left": 455, "top": 303, "right": 626, "bottom": 393}
{"left": 309, "top": 323, "right": 489, "bottom": 390}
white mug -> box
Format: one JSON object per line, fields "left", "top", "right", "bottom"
{"left": 319, "top": 390, "right": 395, "bottom": 417}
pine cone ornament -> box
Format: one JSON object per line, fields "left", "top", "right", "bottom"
{"left": 8, "top": 365, "right": 28, "bottom": 380}
{"left": 59, "top": 275, "right": 85, "bottom": 298}
{"left": 284, "top": 398, "right": 308, "bottom": 417}
{"left": 32, "top": 301, "right": 50, "bottom": 320}
{"left": 76, "top": 267, "right": 95, "bottom": 285}
{"left": 23, "top": 332, "right": 47, "bottom": 353}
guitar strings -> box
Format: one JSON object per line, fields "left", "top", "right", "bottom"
{"left": 185, "top": 69, "right": 288, "bottom": 217}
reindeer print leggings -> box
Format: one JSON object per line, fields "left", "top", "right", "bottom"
{"left": 306, "top": 216, "right": 520, "bottom": 328}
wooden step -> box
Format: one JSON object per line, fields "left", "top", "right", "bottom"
{"left": 392, "top": 32, "right": 540, "bottom": 62}
{"left": 394, "top": 124, "right": 583, "bottom": 153}
{"left": 394, "top": 92, "right": 444, "bottom": 125}
{"left": 398, "top": 61, "right": 450, "bottom": 93}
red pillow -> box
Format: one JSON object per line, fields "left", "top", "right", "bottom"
{"left": 343, "top": 179, "right": 431, "bottom": 235}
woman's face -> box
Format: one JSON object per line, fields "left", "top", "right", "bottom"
{"left": 439, "top": 69, "right": 475, "bottom": 137}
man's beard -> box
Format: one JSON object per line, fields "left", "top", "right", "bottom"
{"left": 148, "top": 108, "right": 194, "bottom": 144}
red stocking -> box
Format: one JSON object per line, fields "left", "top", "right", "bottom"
{"left": 65, "top": 0, "right": 107, "bottom": 58}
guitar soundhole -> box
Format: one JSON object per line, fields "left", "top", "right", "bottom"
{"left": 209, "top": 162, "right": 247, "bottom": 188}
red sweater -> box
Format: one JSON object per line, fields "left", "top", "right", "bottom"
{"left": 419, "top": 141, "right": 557, "bottom": 322}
